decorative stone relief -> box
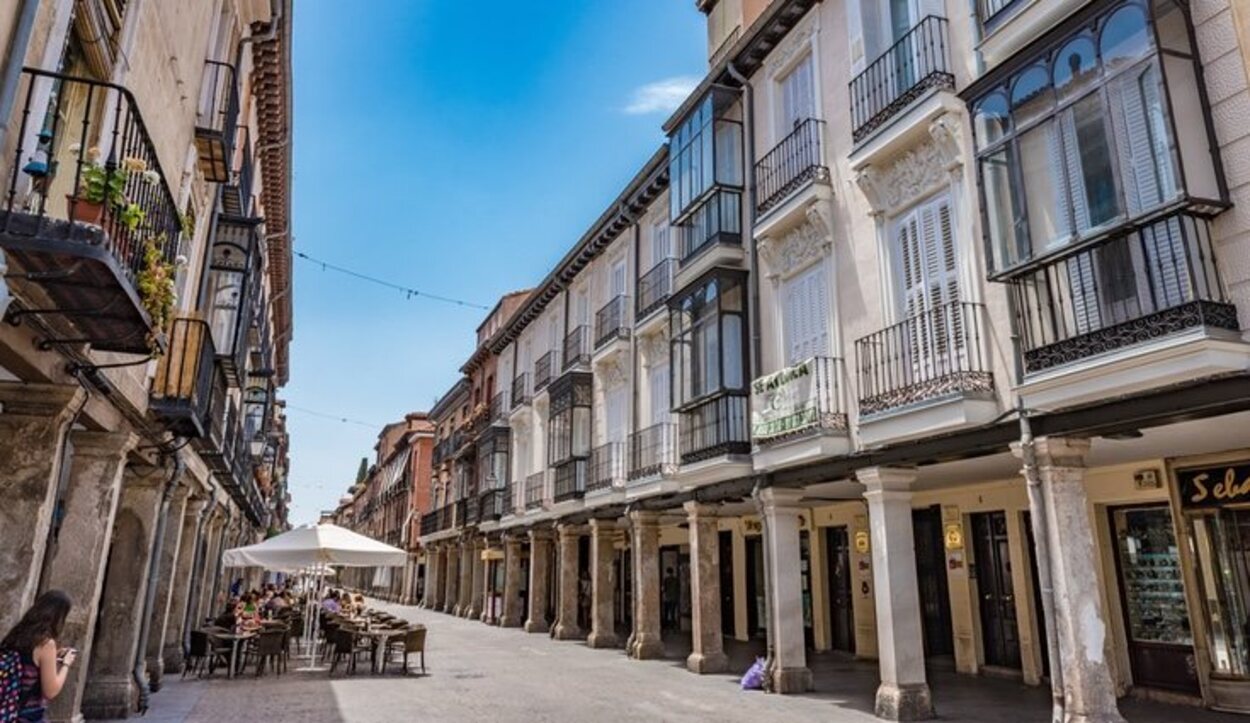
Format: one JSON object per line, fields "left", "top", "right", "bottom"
{"left": 759, "top": 204, "right": 833, "bottom": 280}
{"left": 638, "top": 328, "right": 669, "bottom": 363}
{"left": 596, "top": 355, "right": 627, "bottom": 389}
{"left": 854, "top": 112, "right": 965, "bottom": 215}
{"left": 766, "top": 17, "right": 817, "bottom": 80}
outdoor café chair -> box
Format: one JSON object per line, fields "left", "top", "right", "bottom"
{"left": 383, "top": 627, "right": 426, "bottom": 675}
{"left": 327, "top": 628, "right": 370, "bottom": 676}
{"left": 245, "top": 629, "right": 286, "bottom": 677}
{"left": 183, "top": 630, "right": 231, "bottom": 679}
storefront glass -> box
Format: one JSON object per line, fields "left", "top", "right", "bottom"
{"left": 1191, "top": 510, "right": 1250, "bottom": 676}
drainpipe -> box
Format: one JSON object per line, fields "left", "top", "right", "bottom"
{"left": 726, "top": 62, "right": 761, "bottom": 379}
{"left": 750, "top": 479, "right": 777, "bottom": 693}
{"left": 133, "top": 452, "right": 185, "bottom": 715}
{"left": 966, "top": 0, "right": 986, "bottom": 77}
{"left": 181, "top": 496, "right": 217, "bottom": 659}
{"left": 1018, "top": 399, "right": 1064, "bottom": 723}
{"left": 0, "top": 0, "right": 38, "bottom": 165}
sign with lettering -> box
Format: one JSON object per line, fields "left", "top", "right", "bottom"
{"left": 750, "top": 358, "right": 825, "bottom": 441}
{"left": 1177, "top": 463, "right": 1250, "bottom": 509}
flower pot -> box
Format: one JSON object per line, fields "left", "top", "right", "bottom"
{"left": 66, "top": 195, "right": 106, "bottom": 226}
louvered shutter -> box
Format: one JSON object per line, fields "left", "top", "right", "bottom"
{"left": 612, "top": 260, "right": 627, "bottom": 298}
{"left": 649, "top": 360, "right": 670, "bottom": 424}
{"left": 781, "top": 54, "right": 816, "bottom": 132}
{"left": 652, "top": 221, "right": 671, "bottom": 265}
{"left": 1059, "top": 113, "right": 1090, "bottom": 234}
{"left": 895, "top": 210, "right": 926, "bottom": 376}
{"left": 782, "top": 264, "right": 829, "bottom": 366}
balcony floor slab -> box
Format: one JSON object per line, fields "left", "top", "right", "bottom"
{"left": 753, "top": 433, "right": 851, "bottom": 473}
{"left": 675, "top": 456, "right": 754, "bottom": 490}
{"left": 857, "top": 394, "right": 1000, "bottom": 449}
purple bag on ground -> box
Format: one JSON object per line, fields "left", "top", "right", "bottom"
{"left": 740, "top": 657, "right": 766, "bottom": 690}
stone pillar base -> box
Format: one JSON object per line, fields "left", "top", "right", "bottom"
{"left": 552, "top": 622, "right": 584, "bottom": 641}
{"left": 687, "top": 650, "right": 728, "bottom": 674}
{"left": 146, "top": 656, "right": 166, "bottom": 692}
{"left": 500, "top": 614, "right": 523, "bottom": 628}
{"left": 772, "top": 666, "right": 814, "bottom": 694}
{"left": 629, "top": 635, "right": 663, "bottom": 660}
{"left": 162, "top": 644, "right": 185, "bottom": 677}
{"left": 586, "top": 630, "right": 617, "bottom": 649}
{"left": 80, "top": 676, "right": 135, "bottom": 720}
{"left": 524, "top": 618, "right": 549, "bottom": 634}
{"left": 875, "top": 682, "right": 934, "bottom": 721}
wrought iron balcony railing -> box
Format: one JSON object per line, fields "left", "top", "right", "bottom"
{"left": 490, "top": 391, "right": 508, "bottom": 424}
{"left": 849, "top": 16, "right": 953, "bottom": 143}
{"left": 754, "top": 118, "right": 827, "bottom": 216}
{"left": 678, "top": 189, "right": 742, "bottom": 263}
{"left": 511, "top": 373, "right": 532, "bottom": 408}
{"left": 479, "top": 488, "right": 506, "bottom": 522}
{"left": 0, "top": 69, "right": 183, "bottom": 355}
{"left": 534, "top": 351, "right": 557, "bottom": 392}
{"left": 628, "top": 422, "right": 678, "bottom": 480}
{"left": 552, "top": 459, "right": 587, "bottom": 502}
{"left": 195, "top": 60, "right": 240, "bottom": 183}
{"left": 150, "top": 317, "right": 225, "bottom": 439}
{"left": 855, "top": 301, "right": 993, "bottom": 416}
{"left": 525, "top": 471, "right": 546, "bottom": 510}
{"left": 594, "top": 296, "right": 630, "bottom": 349}
{"left": 751, "top": 356, "right": 848, "bottom": 444}
{"left": 678, "top": 392, "right": 750, "bottom": 464}
{"left": 637, "top": 258, "right": 675, "bottom": 319}
{"left": 222, "top": 124, "right": 253, "bottom": 217}
{"left": 1007, "top": 211, "right": 1238, "bottom": 375}
{"left": 588, "top": 441, "right": 626, "bottom": 493}
{"left": 562, "top": 325, "right": 590, "bottom": 371}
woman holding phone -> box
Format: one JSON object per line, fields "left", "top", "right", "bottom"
{"left": 1, "top": 590, "right": 76, "bottom": 722}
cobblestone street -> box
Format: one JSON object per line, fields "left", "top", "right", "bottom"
{"left": 112, "top": 600, "right": 1241, "bottom": 723}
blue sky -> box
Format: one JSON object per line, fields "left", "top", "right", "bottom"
{"left": 284, "top": 1, "right": 706, "bottom": 523}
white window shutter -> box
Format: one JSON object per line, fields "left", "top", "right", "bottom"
{"left": 780, "top": 54, "right": 815, "bottom": 132}
{"left": 649, "top": 361, "right": 670, "bottom": 424}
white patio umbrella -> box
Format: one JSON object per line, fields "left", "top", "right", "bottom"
{"left": 222, "top": 523, "right": 407, "bottom": 669}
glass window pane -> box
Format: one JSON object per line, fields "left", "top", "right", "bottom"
{"left": 974, "top": 93, "right": 1010, "bottom": 149}
{"left": 1109, "top": 62, "right": 1181, "bottom": 214}
{"left": 980, "top": 148, "right": 1024, "bottom": 270}
{"left": 723, "top": 314, "right": 743, "bottom": 389}
{"left": 1053, "top": 37, "right": 1099, "bottom": 100}
{"left": 1011, "top": 65, "right": 1053, "bottom": 127}
{"left": 1064, "top": 93, "right": 1121, "bottom": 232}
{"left": 1018, "top": 121, "right": 1071, "bottom": 252}
{"left": 1192, "top": 512, "right": 1250, "bottom": 676}
{"left": 1101, "top": 5, "right": 1152, "bottom": 71}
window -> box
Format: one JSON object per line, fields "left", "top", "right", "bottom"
{"left": 893, "top": 194, "right": 962, "bottom": 366}
{"left": 650, "top": 219, "right": 671, "bottom": 268}
{"left": 668, "top": 88, "right": 744, "bottom": 221}
{"left": 781, "top": 263, "right": 830, "bottom": 365}
{"left": 670, "top": 271, "right": 749, "bottom": 408}
{"left": 706, "top": 0, "right": 742, "bottom": 59}
{"left": 610, "top": 258, "right": 627, "bottom": 299}
{"left": 970, "top": 0, "right": 1214, "bottom": 276}
{"left": 648, "top": 359, "right": 670, "bottom": 423}
{"left": 605, "top": 386, "right": 628, "bottom": 443}
{"left": 778, "top": 53, "right": 816, "bottom": 135}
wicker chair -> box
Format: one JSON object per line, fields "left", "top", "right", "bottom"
{"left": 244, "top": 629, "right": 287, "bottom": 676}
{"left": 383, "top": 627, "right": 426, "bottom": 675}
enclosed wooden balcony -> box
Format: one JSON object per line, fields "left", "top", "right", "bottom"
{"left": 150, "top": 317, "right": 226, "bottom": 439}
{"left": 195, "top": 60, "right": 239, "bottom": 183}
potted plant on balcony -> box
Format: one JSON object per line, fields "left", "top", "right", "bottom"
{"left": 66, "top": 145, "right": 160, "bottom": 227}
{"left": 137, "top": 233, "right": 178, "bottom": 353}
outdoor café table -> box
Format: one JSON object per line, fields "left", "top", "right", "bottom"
{"left": 206, "top": 628, "right": 257, "bottom": 679}
{"left": 356, "top": 627, "right": 406, "bottom": 674}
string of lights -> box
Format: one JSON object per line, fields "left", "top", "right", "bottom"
{"left": 285, "top": 404, "right": 380, "bottom": 429}
{"left": 293, "top": 250, "right": 491, "bottom": 310}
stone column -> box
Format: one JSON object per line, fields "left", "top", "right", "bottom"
{"left": 469, "top": 537, "right": 485, "bottom": 620}
{"left": 0, "top": 382, "right": 84, "bottom": 634}
{"left": 144, "top": 483, "right": 191, "bottom": 691}
{"left": 501, "top": 533, "right": 525, "bottom": 627}
{"left": 41, "top": 430, "right": 136, "bottom": 723}
{"left": 587, "top": 519, "right": 618, "bottom": 648}
{"left": 424, "top": 546, "right": 440, "bottom": 609}
{"left": 628, "top": 510, "right": 662, "bottom": 659}
{"left": 759, "top": 488, "right": 813, "bottom": 693}
{"left": 194, "top": 507, "right": 226, "bottom": 624}
{"left": 685, "top": 502, "right": 728, "bottom": 673}
{"left": 444, "top": 543, "right": 460, "bottom": 613}
{"left": 525, "top": 528, "right": 553, "bottom": 633}
{"left": 81, "top": 462, "right": 170, "bottom": 720}
{"left": 858, "top": 467, "right": 932, "bottom": 720}
{"left": 161, "top": 496, "right": 207, "bottom": 676}
{"left": 1030, "top": 438, "right": 1126, "bottom": 723}
{"left": 457, "top": 539, "right": 474, "bottom": 617}
{"left": 553, "top": 523, "right": 584, "bottom": 640}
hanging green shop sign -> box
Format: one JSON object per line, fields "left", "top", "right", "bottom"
{"left": 751, "top": 358, "right": 820, "bottom": 440}
{"left": 1177, "top": 463, "right": 1250, "bottom": 509}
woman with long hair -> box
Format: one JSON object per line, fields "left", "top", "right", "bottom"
{"left": 0, "top": 590, "right": 76, "bottom": 722}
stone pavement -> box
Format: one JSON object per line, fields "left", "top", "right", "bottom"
{"left": 107, "top": 599, "right": 1244, "bottom": 722}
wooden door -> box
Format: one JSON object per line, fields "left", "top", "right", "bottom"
{"left": 972, "top": 511, "right": 1022, "bottom": 669}
{"left": 826, "top": 526, "right": 855, "bottom": 653}
{"left": 912, "top": 506, "right": 954, "bottom": 657}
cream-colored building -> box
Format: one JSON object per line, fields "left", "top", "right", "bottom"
{"left": 0, "top": 0, "right": 293, "bottom": 719}
{"left": 410, "top": 0, "right": 1250, "bottom": 720}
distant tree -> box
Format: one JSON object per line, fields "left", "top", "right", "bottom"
{"left": 355, "top": 457, "right": 368, "bottom": 485}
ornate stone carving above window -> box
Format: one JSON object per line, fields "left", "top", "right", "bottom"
{"left": 855, "top": 113, "right": 965, "bottom": 216}
{"left": 759, "top": 203, "right": 833, "bottom": 281}
{"left": 637, "top": 328, "right": 669, "bottom": 363}
{"left": 595, "top": 355, "right": 628, "bottom": 389}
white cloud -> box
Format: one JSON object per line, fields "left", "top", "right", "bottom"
{"left": 624, "top": 76, "right": 700, "bottom": 115}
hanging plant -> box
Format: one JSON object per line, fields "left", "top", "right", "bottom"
{"left": 137, "top": 234, "right": 178, "bottom": 354}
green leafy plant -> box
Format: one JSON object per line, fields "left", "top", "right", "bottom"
{"left": 137, "top": 234, "right": 178, "bottom": 353}
{"left": 120, "top": 202, "right": 146, "bottom": 232}
{"left": 68, "top": 144, "right": 161, "bottom": 209}
{"left": 179, "top": 208, "right": 196, "bottom": 238}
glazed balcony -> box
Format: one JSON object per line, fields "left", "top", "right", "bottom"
{"left": 678, "top": 189, "right": 742, "bottom": 264}
{"left": 0, "top": 69, "right": 183, "bottom": 355}
{"left": 511, "top": 373, "right": 532, "bottom": 409}
{"left": 628, "top": 422, "right": 678, "bottom": 480}
{"left": 1008, "top": 211, "right": 1239, "bottom": 376}
{"left": 524, "top": 471, "right": 546, "bottom": 510}
{"left": 754, "top": 118, "right": 828, "bottom": 216}
{"left": 552, "top": 459, "right": 587, "bottom": 502}
{"left": 534, "top": 350, "right": 557, "bottom": 392}
{"left": 587, "top": 441, "right": 626, "bottom": 493}
{"left": 849, "top": 16, "right": 953, "bottom": 144}
{"left": 637, "top": 258, "right": 675, "bottom": 319}
{"left": 150, "top": 318, "right": 226, "bottom": 439}
{"left": 678, "top": 392, "right": 750, "bottom": 464}
{"left": 562, "top": 325, "right": 590, "bottom": 371}
{"left": 479, "top": 488, "right": 506, "bottom": 522}
{"left": 195, "top": 60, "right": 239, "bottom": 183}
{"left": 594, "top": 296, "right": 630, "bottom": 350}
{"left": 855, "top": 301, "right": 993, "bottom": 416}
